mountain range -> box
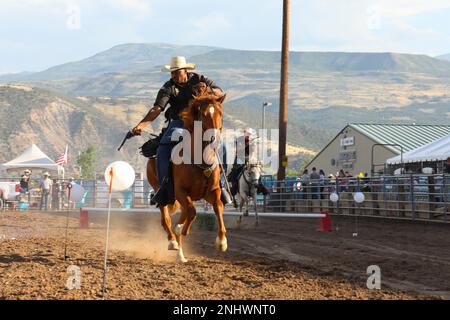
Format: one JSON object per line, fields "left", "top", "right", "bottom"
{"left": 1, "top": 43, "right": 449, "bottom": 174}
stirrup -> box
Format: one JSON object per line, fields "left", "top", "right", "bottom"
{"left": 151, "top": 178, "right": 169, "bottom": 206}
{"left": 221, "top": 187, "right": 233, "bottom": 205}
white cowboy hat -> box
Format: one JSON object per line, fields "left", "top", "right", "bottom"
{"left": 161, "top": 56, "right": 196, "bottom": 72}
{"left": 43, "top": 172, "right": 50, "bottom": 176}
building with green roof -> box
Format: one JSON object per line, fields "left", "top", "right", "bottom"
{"left": 305, "top": 123, "right": 450, "bottom": 176}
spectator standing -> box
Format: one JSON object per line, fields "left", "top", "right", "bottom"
{"left": 310, "top": 167, "right": 320, "bottom": 199}
{"left": 445, "top": 157, "right": 450, "bottom": 174}
{"left": 39, "top": 172, "right": 53, "bottom": 210}
{"left": 300, "top": 169, "right": 310, "bottom": 200}
{"left": 20, "top": 174, "right": 29, "bottom": 193}
{"left": 362, "top": 173, "right": 371, "bottom": 192}
{"left": 319, "top": 169, "right": 327, "bottom": 199}
{"left": 338, "top": 169, "right": 348, "bottom": 192}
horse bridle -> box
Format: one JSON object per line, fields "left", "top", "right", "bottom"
{"left": 193, "top": 102, "right": 223, "bottom": 177}
{"left": 242, "top": 163, "right": 261, "bottom": 194}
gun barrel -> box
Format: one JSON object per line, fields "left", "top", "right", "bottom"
{"left": 117, "top": 131, "right": 133, "bottom": 151}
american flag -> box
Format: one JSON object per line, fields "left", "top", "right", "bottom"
{"left": 55, "top": 145, "right": 69, "bottom": 166}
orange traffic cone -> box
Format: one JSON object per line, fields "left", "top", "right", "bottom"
{"left": 79, "top": 209, "right": 89, "bottom": 229}
{"left": 317, "top": 210, "right": 332, "bottom": 232}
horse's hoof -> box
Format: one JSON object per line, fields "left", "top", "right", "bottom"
{"left": 175, "top": 224, "right": 184, "bottom": 236}
{"left": 176, "top": 248, "right": 188, "bottom": 263}
{"left": 168, "top": 240, "right": 179, "bottom": 250}
{"left": 215, "top": 236, "right": 228, "bottom": 252}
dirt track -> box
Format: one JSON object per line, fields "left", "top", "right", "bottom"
{"left": 0, "top": 209, "right": 448, "bottom": 300}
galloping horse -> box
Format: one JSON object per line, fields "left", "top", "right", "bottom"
{"left": 147, "top": 84, "right": 226, "bottom": 262}
{"left": 237, "top": 162, "right": 262, "bottom": 226}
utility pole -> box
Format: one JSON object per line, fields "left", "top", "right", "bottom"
{"left": 277, "top": 0, "right": 290, "bottom": 181}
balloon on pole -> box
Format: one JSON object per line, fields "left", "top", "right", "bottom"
{"left": 104, "top": 161, "right": 135, "bottom": 191}
{"left": 66, "top": 183, "right": 85, "bottom": 202}
{"left": 353, "top": 192, "right": 365, "bottom": 204}
{"left": 102, "top": 160, "right": 135, "bottom": 298}
{"left": 330, "top": 192, "right": 339, "bottom": 203}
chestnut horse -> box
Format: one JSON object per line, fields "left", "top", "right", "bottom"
{"left": 146, "top": 87, "right": 226, "bottom": 262}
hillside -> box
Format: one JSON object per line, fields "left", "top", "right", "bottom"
{"left": 0, "top": 85, "right": 317, "bottom": 175}
{"left": 436, "top": 53, "right": 450, "bottom": 61}
{"left": 0, "top": 85, "right": 158, "bottom": 174}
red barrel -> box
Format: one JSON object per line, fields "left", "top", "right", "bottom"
{"left": 79, "top": 209, "right": 89, "bottom": 229}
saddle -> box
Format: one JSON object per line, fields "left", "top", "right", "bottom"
{"left": 139, "top": 129, "right": 166, "bottom": 158}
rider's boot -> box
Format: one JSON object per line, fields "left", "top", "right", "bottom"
{"left": 151, "top": 177, "right": 170, "bottom": 207}
{"left": 220, "top": 187, "right": 233, "bottom": 205}
{"left": 232, "top": 196, "right": 238, "bottom": 209}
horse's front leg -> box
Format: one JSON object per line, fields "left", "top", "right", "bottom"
{"left": 237, "top": 193, "right": 244, "bottom": 224}
{"left": 211, "top": 189, "right": 227, "bottom": 252}
{"left": 160, "top": 206, "right": 178, "bottom": 250}
{"left": 252, "top": 188, "right": 259, "bottom": 226}
{"left": 244, "top": 196, "right": 249, "bottom": 217}
{"left": 173, "top": 194, "right": 195, "bottom": 263}
{"left": 174, "top": 207, "right": 188, "bottom": 263}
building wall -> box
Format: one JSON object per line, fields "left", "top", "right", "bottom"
{"left": 306, "top": 125, "right": 396, "bottom": 176}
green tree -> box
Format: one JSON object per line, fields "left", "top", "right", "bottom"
{"left": 299, "top": 154, "right": 315, "bottom": 173}
{"left": 76, "top": 146, "right": 97, "bottom": 179}
{"left": 286, "top": 168, "right": 300, "bottom": 177}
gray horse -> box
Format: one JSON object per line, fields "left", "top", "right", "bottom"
{"left": 237, "top": 162, "right": 262, "bottom": 225}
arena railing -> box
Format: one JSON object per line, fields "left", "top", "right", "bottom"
{"left": 1, "top": 175, "right": 449, "bottom": 222}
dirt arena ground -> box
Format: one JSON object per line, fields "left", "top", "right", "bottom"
{"left": 0, "top": 209, "right": 449, "bottom": 300}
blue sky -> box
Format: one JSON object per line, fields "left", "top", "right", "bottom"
{"left": 1, "top": 0, "right": 449, "bottom": 74}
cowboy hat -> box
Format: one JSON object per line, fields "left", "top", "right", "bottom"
{"left": 24, "top": 169, "right": 31, "bottom": 174}
{"left": 161, "top": 56, "right": 195, "bottom": 72}
{"left": 43, "top": 172, "right": 50, "bottom": 176}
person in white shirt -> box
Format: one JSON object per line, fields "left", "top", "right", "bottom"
{"left": 39, "top": 172, "right": 53, "bottom": 210}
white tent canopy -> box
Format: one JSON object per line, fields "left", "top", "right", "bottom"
{"left": 0, "top": 144, "right": 64, "bottom": 175}
{"left": 386, "top": 134, "right": 450, "bottom": 165}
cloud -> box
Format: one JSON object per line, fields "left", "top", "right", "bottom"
{"left": 373, "top": 0, "right": 450, "bottom": 17}
{"left": 0, "top": 0, "right": 152, "bottom": 16}
{"left": 290, "top": 0, "right": 450, "bottom": 55}
{"left": 109, "top": 0, "right": 152, "bottom": 16}
{"left": 184, "top": 12, "right": 232, "bottom": 43}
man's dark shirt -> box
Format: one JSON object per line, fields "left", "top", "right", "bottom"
{"left": 154, "top": 72, "right": 221, "bottom": 121}
{"left": 445, "top": 162, "right": 450, "bottom": 174}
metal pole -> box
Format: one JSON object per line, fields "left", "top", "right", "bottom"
{"left": 64, "top": 184, "right": 72, "bottom": 260}
{"left": 277, "top": 0, "right": 289, "bottom": 182}
{"left": 102, "top": 168, "right": 114, "bottom": 298}
{"left": 262, "top": 103, "right": 266, "bottom": 132}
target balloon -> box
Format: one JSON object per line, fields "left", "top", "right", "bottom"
{"left": 104, "top": 161, "right": 135, "bottom": 191}
{"left": 66, "top": 183, "right": 85, "bottom": 202}
{"left": 329, "top": 192, "right": 339, "bottom": 203}
{"left": 353, "top": 192, "right": 365, "bottom": 204}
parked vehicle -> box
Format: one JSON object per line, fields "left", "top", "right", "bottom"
{"left": 0, "top": 181, "right": 20, "bottom": 209}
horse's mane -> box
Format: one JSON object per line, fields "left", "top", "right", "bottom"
{"left": 180, "top": 93, "right": 224, "bottom": 132}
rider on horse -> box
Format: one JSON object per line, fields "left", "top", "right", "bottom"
{"left": 132, "top": 56, "right": 231, "bottom": 207}
{"left": 228, "top": 129, "right": 253, "bottom": 202}
{"left": 228, "top": 128, "right": 269, "bottom": 206}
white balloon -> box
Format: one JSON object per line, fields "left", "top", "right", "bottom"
{"left": 330, "top": 192, "right": 339, "bottom": 203}
{"left": 66, "top": 183, "right": 85, "bottom": 202}
{"left": 353, "top": 192, "right": 365, "bottom": 203}
{"left": 104, "top": 161, "right": 135, "bottom": 191}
